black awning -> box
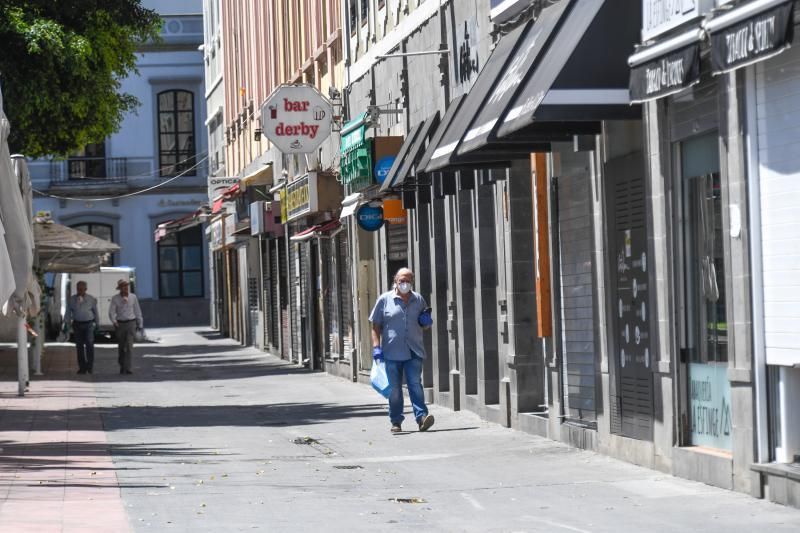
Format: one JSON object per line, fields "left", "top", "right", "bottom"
{"left": 379, "top": 112, "right": 441, "bottom": 193}
{"left": 458, "top": 0, "right": 571, "bottom": 156}
{"left": 417, "top": 94, "right": 466, "bottom": 173}
{"left": 424, "top": 22, "right": 532, "bottom": 173}
{"left": 497, "top": 0, "right": 641, "bottom": 140}
{"left": 628, "top": 29, "right": 703, "bottom": 104}
{"left": 707, "top": 0, "right": 795, "bottom": 75}
{"left": 378, "top": 121, "right": 424, "bottom": 193}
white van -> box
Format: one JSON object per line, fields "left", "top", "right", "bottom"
{"left": 46, "top": 266, "right": 136, "bottom": 339}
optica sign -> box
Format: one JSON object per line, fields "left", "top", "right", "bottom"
{"left": 261, "top": 85, "right": 333, "bottom": 154}
{"left": 356, "top": 203, "right": 383, "bottom": 232}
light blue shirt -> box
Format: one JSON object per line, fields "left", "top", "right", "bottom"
{"left": 65, "top": 294, "right": 98, "bottom": 323}
{"left": 369, "top": 290, "right": 427, "bottom": 361}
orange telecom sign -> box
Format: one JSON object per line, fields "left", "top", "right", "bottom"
{"left": 261, "top": 84, "right": 333, "bottom": 154}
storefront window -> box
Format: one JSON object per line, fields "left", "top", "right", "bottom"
{"left": 680, "top": 133, "right": 732, "bottom": 451}
{"left": 158, "top": 225, "right": 204, "bottom": 298}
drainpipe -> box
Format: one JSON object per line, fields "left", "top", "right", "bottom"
{"left": 745, "top": 66, "right": 770, "bottom": 464}
{"left": 439, "top": 0, "right": 451, "bottom": 107}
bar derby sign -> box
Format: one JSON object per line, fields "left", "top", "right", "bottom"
{"left": 708, "top": 0, "right": 795, "bottom": 75}
{"left": 261, "top": 85, "right": 333, "bottom": 154}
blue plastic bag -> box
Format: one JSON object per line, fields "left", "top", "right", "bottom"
{"left": 370, "top": 360, "right": 391, "bottom": 398}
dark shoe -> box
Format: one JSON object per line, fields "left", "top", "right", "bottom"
{"left": 418, "top": 414, "right": 435, "bottom": 432}
{"left": 87, "top": 369, "right": 93, "bottom": 374}
{"left": 124, "top": 370, "right": 133, "bottom": 375}
{"left": 390, "top": 424, "right": 402, "bottom": 433}
{"left": 120, "top": 368, "right": 124, "bottom": 374}
{"left": 77, "top": 369, "right": 86, "bottom": 375}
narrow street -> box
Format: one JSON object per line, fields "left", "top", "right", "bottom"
{"left": 0, "top": 328, "right": 796, "bottom": 532}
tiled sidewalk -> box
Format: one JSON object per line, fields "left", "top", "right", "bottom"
{"left": 0, "top": 346, "right": 130, "bottom": 532}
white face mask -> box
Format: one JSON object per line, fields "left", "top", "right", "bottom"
{"left": 397, "top": 281, "right": 412, "bottom": 295}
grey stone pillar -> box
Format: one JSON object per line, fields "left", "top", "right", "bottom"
{"left": 473, "top": 172, "right": 500, "bottom": 416}
{"left": 413, "top": 192, "right": 434, "bottom": 391}
{"left": 430, "top": 189, "right": 451, "bottom": 399}
{"left": 497, "top": 160, "right": 545, "bottom": 425}
{"left": 720, "top": 70, "right": 757, "bottom": 496}
{"left": 455, "top": 175, "right": 478, "bottom": 404}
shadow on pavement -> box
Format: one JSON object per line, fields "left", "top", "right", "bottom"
{"left": 0, "top": 402, "right": 386, "bottom": 433}
{"left": 0, "top": 341, "right": 314, "bottom": 383}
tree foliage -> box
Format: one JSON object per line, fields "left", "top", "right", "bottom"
{"left": 0, "top": 0, "right": 161, "bottom": 157}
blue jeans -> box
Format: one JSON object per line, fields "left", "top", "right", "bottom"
{"left": 385, "top": 355, "right": 428, "bottom": 425}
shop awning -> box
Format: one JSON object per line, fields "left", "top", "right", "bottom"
{"left": 497, "top": 0, "right": 641, "bottom": 140}
{"left": 290, "top": 225, "right": 318, "bottom": 242}
{"left": 154, "top": 209, "right": 206, "bottom": 243}
{"left": 339, "top": 193, "right": 362, "bottom": 220}
{"left": 34, "top": 221, "right": 120, "bottom": 273}
{"left": 706, "top": 0, "right": 795, "bottom": 75}
{"left": 378, "top": 121, "right": 424, "bottom": 193}
{"left": 240, "top": 162, "right": 274, "bottom": 189}
{"left": 289, "top": 219, "right": 341, "bottom": 242}
{"left": 316, "top": 219, "right": 342, "bottom": 234}
{"left": 394, "top": 113, "right": 441, "bottom": 186}
{"left": 628, "top": 28, "right": 704, "bottom": 104}
{"left": 340, "top": 113, "right": 373, "bottom": 188}
{"left": 211, "top": 183, "right": 241, "bottom": 214}
{"left": 417, "top": 95, "right": 466, "bottom": 174}
{"left": 379, "top": 112, "right": 441, "bottom": 192}
{"left": 424, "top": 22, "right": 536, "bottom": 172}
{"left": 459, "top": 0, "right": 570, "bottom": 156}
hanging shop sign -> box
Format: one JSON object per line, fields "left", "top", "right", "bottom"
{"left": 382, "top": 199, "right": 407, "bottom": 225}
{"left": 208, "top": 176, "right": 239, "bottom": 202}
{"left": 374, "top": 155, "right": 396, "bottom": 185}
{"left": 224, "top": 214, "right": 236, "bottom": 246}
{"left": 250, "top": 201, "right": 265, "bottom": 235}
{"left": 278, "top": 172, "right": 343, "bottom": 224}
{"left": 356, "top": 203, "right": 384, "bottom": 232}
{"left": 707, "top": 0, "right": 795, "bottom": 75}
{"left": 210, "top": 218, "right": 224, "bottom": 251}
{"left": 261, "top": 85, "right": 333, "bottom": 154}
{"left": 283, "top": 173, "right": 318, "bottom": 222}
{"left": 629, "top": 36, "right": 701, "bottom": 103}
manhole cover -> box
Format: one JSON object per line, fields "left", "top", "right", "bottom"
{"left": 333, "top": 465, "right": 363, "bottom": 470}
{"left": 292, "top": 437, "right": 319, "bottom": 445}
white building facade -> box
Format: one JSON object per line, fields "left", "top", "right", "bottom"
{"left": 30, "top": 0, "right": 210, "bottom": 326}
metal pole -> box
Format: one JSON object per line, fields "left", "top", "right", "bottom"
{"left": 16, "top": 316, "right": 26, "bottom": 396}
{"left": 33, "top": 312, "right": 43, "bottom": 375}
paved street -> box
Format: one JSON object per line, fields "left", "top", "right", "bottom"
{"left": 0, "top": 327, "right": 798, "bottom": 532}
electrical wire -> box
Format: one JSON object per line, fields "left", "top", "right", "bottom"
{"left": 32, "top": 153, "right": 210, "bottom": 202}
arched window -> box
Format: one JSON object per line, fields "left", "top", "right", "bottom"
{"left": 157, "top": 225, "right": 204, "bottom": 298}
{"left": 158, "top": 90, "right": 196, "bottom": 177}
{"left": 70, "top": 223, "right": 114, "bottom": 265}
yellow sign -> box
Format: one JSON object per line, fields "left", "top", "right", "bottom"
{"left": 280, "top": 188, "right": 288, "bottom": 223}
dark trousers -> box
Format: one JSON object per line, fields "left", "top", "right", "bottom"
{"left": 116, "top": 320, "right": 137, "bottom": 372}
{"left": 73, "top": 321, "right": 95, "bottom": 371}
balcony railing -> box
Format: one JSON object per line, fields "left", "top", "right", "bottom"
{"left": 50, "top": 157, "right": 128, "bottom": 184}
{"left": 27, "top": 156, "right": 208, "bottom": 190}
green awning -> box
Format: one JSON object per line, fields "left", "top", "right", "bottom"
{"left": 340, "top": 137, "right": 373, "bottom": 189}
{"left": 340, "top": 112, "right": 368, "bottom": 153}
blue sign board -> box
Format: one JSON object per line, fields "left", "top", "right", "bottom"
{"left": 374, "top": 156, "right": 396, "bottom": 185}
{"left": 356, "top": 204, "right": 384, "bottom": 232}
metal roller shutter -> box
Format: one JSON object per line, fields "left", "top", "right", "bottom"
{"left": 756, "top": 45, "right": 800, "bottom": 366}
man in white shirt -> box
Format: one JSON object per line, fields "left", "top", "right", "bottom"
{"left": 108, "top": 279, "right": 143, "bottom": 375}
